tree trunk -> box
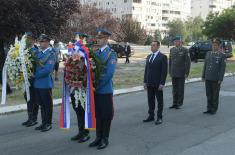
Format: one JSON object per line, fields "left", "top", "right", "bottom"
{"left": 0, "top": 39, "right": 5, "bottom": 70}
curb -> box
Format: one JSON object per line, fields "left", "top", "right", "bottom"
{"left": 1, "top": 73, "right": 235, "bottom": 115}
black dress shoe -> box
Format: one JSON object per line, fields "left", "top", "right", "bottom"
{"left": 169, "top": 105, "right": 177, "bottom": 109}
{"left": 210, "top": 111, "right": 216, "bottom": 115}
{"left": 203, "top": 110, "right": 211, "bottom": 114}
{"left": 97, "top": 138, "right": 108, "bottom": 150}
{"left": 143, "top": 116, "right": 154, "bottom": 122}
{"left": 22, "top": 120, "right": 30, "bottom": 126}
{"left": 26, "top": 121, "right": 38, "bottom": 127}
{"left": 155, "top": 119, "right": 162, "bottom": 125}
{"left": 41, "top": 124, "right": 52, "bottom": 132}
{"left": 175, "top": 105, "right": 181, "bottom": 109}
{"left": 71, "top": 133, "right": 83, "bottom": 141}
{"left": 78, "top": 135, "right": 90, "bottom": 143}
{"left": 35, "top": 124, "right": 44, "bottom": 130}
{"left": 89, "top": 138, "right": 101, "bottom": 147}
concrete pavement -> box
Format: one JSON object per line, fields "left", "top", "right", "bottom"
{"left": 0, "top": 76, "right": 235, "bottom": 155}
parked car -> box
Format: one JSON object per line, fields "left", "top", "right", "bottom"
{"left": 187, "top": 41, "right": 195, "bottom": 46}
{"left": 189, "top": 40, "right": 233, "bottom": 62}
{"left": 109, "top": 43, "right": 134, "bottom": 58}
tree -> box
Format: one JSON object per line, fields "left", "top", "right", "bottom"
{"left": 167, "top": 19, "right": 187, "bottom": 42}
{"left": 144, "top": 35, "right": 154, "bottom": 45}
{"left": 203, "top": 8, "right": 235, "bottom": 40}
{"left": 153, "top": 29, "right": 162, "bottom": 41}
{"left": 0, "top": 0, "right": 80, "bottom": 69}
{"left": 63, "top": 5, "right": 118, "bottom": 42}
{"left": 185, "top": 16, "right": 205, "bottom": 42}
{"left": 115, "top": 18, "right": 147, "bottom": 45}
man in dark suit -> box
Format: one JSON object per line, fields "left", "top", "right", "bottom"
{"left": 143, "top": 41, "right": 168, "bottom": 125}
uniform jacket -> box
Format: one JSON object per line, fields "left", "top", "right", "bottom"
{"left": 95, "top": 45, "right": 117, "bottom": 94}
{"left": 202, "top": 51, "right": 226, "bottom": 81}
{"left": 169, "top": 46, "right": 191, "bottom": 78}
{"left": 34, "top": 47, "right": 56, "bottom": 88}
{"left": 144, "top": 52, "right": 168, "bottom": 86}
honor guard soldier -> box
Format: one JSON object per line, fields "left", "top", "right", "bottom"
{"left": 89, "top": 28, "right": 117, "bottom": 150}
{"left": 169, "top": 36, "right": 191, "bottom": 109}
{"left": 34, "top": 34, "right": 56, "bottom": 132}
{"left": 70, "top": 32, "right": 90, "bottom": 143}
{"left": 202, "top": 38, "right": 226, "bottom": 115}
{"left": 22, "top": 32, "right": 39, "bottom": 127}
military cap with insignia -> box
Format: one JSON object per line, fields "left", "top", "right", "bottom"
{"left": 96, "top": 28, "right": 112, "bottom": 36}
{"left": 38, "top": 34, "right": 51, "bottom": 42}
{"left": 172, "top": 35, "right": 182, "bottom": 42}
{"left": 25, "top": 32, "right": 36, "bottom": 39}
{"left": 212, "top": 38, "right": 221, "bottom": 45}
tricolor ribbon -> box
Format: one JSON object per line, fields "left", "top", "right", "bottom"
{"left": 60, "top": 73, "right": 71, "bottom": 129}
{"left": 75, "top": 41, "right": 96, "bottom": 130}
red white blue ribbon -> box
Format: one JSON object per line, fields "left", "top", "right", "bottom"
{"left": 60, "top": 74, "right": 71, "bottom": 129}
{"left": 75, "top": 41, "right": 96, "bottom": 129}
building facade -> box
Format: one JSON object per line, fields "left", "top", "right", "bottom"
{"left": 80, "top": 0, "right": 191, "bottom": 36}
{"left": 191, "top": 0, "right": 235, "bottom": 20}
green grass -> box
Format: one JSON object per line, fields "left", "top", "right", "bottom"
{"left": 1, "top": 60, "right": 235, "bottom": 106}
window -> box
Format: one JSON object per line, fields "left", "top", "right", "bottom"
{"left": 162, "top": 10, "right": 168, "bottom": 14}
{"left": 151, "top": 2, "right": 157, "bottom": 5}
{"left": 162, "top": 17, "right": 168, "bottom": 20}
{"left": 209, "top": 5, "right": 216, "bottom": 8}
{"left": 124, "top": 0, "right": 127, "bottom": 3}
{"left": 133, "top": 0, "right": 141, "bottom": 3}
{"left": 151, "top": 23, "right": 156, "bottom": 26}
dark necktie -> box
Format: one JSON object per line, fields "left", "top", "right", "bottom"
{"left": 149, "top": 54, "right": 155, "bottom": 63}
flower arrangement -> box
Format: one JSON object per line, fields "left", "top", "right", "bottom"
{"left": 64, "top": 54, "right": 87, "bottom": 88}
{"left": 4, "top": 35, "right": 34, "bottom": 90}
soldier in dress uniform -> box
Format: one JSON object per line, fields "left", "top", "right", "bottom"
{"left": 22, "top": 32, "right": 39, "bottom": 127}
{"left": 34, "top": 34, "right": 56, "bottom": 132}
{"left": 89, "top": 28, "right": 117, "bottom": 150}
{"left": 169, "top": 36, "right": 191, "bottom": 109}
{"left": 202, "top": 38, "right": 226, "bottom": 115}
{"left": 70, "top": 32, "right": 90, "bottom": 143}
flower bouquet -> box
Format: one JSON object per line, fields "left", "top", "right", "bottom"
{"left": 1, "top": 35, "right": 33, "bottom": 104}
{"left": 4, "top": 36, "right": 33, "bottom": 89}
{"left": 64, "top": 54, "right": 87, "bottom": 107}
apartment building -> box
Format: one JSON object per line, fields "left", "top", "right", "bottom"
{"left": 191, "top": 0, "right": 235, "bottom": 19}
{"left": 80, "top": 0, "right": 191, "bottom": 36}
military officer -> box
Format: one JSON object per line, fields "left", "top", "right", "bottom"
{"left": 169, "top": 36, "right": 191, "bottom": 109}
{"left": 70, "top": 32, "right": 90, "bottom": 143}
{"left": 34, "top": 34, "right": 56, "bottom": 132}
{"left": 202, "top": 38, "right": 226, "bottom": 115}
{"left": 22, "top": 32, "right": 39, "bottom": 127}
{"left": 89, "top": 29, "right": 117, "bottom": 150}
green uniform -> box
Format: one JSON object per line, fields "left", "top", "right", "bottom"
{"left": 169, "top": 46, "right": 191, "bottom": 107}
{"left": 202, "top": 51, "right": 226, "bottom": 113}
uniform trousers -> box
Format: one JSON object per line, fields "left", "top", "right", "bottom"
{"left": 94, "top": 93, "right": 114, "bottom": 140}
{"left": 205, "top": 80, "right": 221, "bottom": 113}
{"left": 70, "top": 94, "right": 89, "bottom": 135}
{"left": 172, "top": 77, "right": 185, "bottom": 106}
{"left": 24, "top": 86, "right": 39, "bottom": 122}
{"left": 34, "top": 88, "right": 53, "bottom": 125}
